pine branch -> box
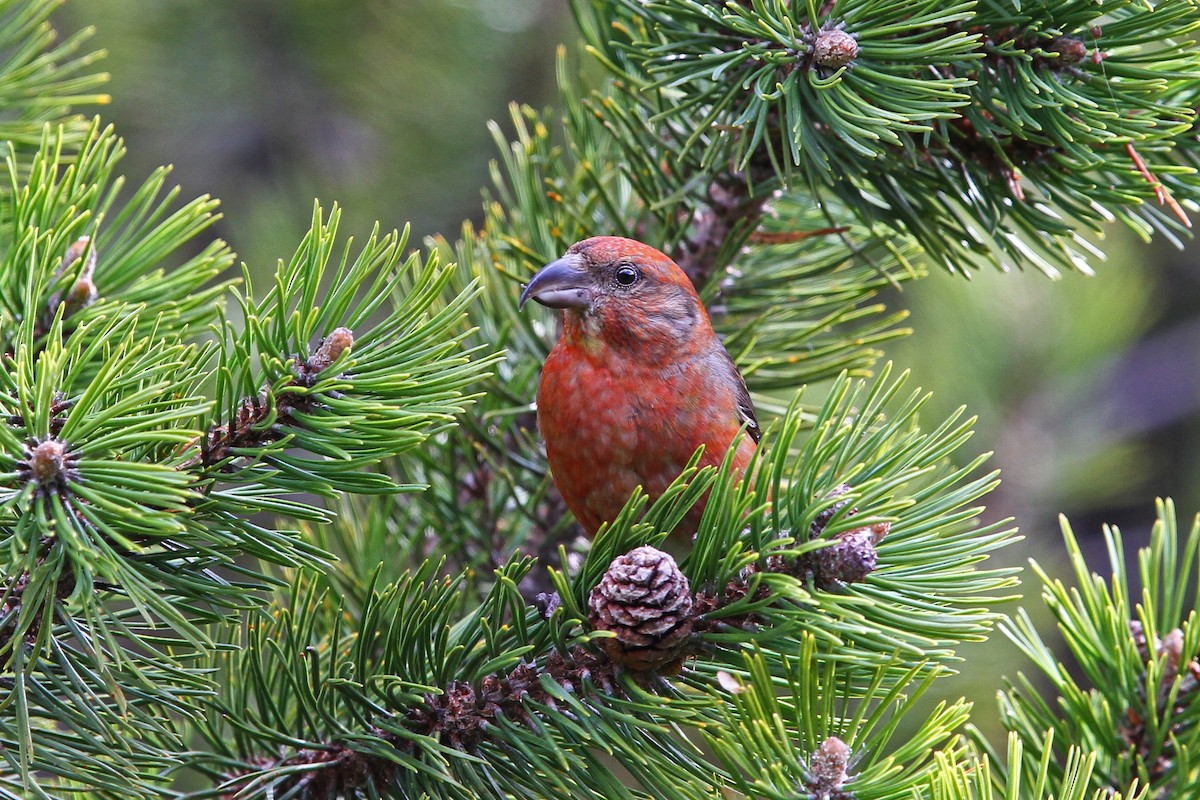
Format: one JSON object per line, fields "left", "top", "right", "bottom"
{"left": 668, "top": 155, "right": 776, "bottom": 290}
{"left": 936, "top": 731, "right": 1148, "bottom": 800}
{"left": 995, "top": 499, "right": 1200, "bottom": 799}
{"left": 0, "top": 129, "right": 496, "bottom": 797}
{"left": 191, "top": 327, "right": 356, "bottom": 469}
{"left": 193, "top": 204, "right": 497, "bottom": 500}
{"left": 0, "top": 121, "right": 233, "bottom": 360}
{"left": 703, "top": 644, "right": 971, "bottom": 800}
{"left": 180, "top": 369, "right": 1017, "bottom": 798}
{"left": 573, "top": 0, "right": 1200, "bottom": 275}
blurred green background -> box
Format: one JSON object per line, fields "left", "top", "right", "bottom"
{"left": 56, "top": 0, "right": 573, "bottom": 269}
{"left": 54, "top": 0, "right": 1200, "bottom": 736}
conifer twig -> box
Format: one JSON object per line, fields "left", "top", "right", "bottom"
{"left": 190, "top": 327, "right": 354, "bottom": 470}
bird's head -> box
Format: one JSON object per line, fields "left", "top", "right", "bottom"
{"left": 519, "top": 236, "right": 711, "bottom": 354}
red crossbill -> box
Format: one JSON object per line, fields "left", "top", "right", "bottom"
{"left": 520, "top": 236, "right": 758, "bottom": 540}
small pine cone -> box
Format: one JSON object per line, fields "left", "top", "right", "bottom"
{"left": 804, "top": 485, "right": 889, "bottom": 587}
{"left": 807, "top": 736, "right": 852, "bottom": 796}
{"left": 310, "top": 327, "right": 355, "bottom": 371}
{"left": 815, "top": 528, "right": 879, "bottom": 585}
{"left": 1159, "top": 628, "right": 1185, "bottom": 685}
{"left": 48, "top": 237, "right": 98, "bottom": 318}
{"left": 810, "top": 484, "right": 853, "bottom": 538}
{"left": 588, "top": 546, "right": 694, "bottom": 671}
{"left": 812, "top": 29, "right": 858, "bottom": 70}
{"left": 1048, "top": 36, "right": 1087, "bottom": 64}
{"left": 29, "top": 439, "right": 67, "bottom": 483}
{"left": 1130, "top": 619, "right": 1151, "bottom": 661}
{"left": 63, "top": 277, "right": 98, "bottom": 315}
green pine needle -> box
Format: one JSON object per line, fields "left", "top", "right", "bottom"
{"left": 996, "top": 498, "right": 1200, "bottom": 798}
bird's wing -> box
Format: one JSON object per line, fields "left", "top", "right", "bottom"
{"left": 721, "top": 350, "right": 760, "bottom": 443}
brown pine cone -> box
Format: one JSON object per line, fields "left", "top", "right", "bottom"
{"left": 807, "top": 736, "right": 853, "bottom": 796}
{"left": 815, "top": 521, "right": 890, "bottom": 586}
{"left": 310, "top": 327, "right": 355, "bottom": 371}
{"left": 812, "top": 29, "right": 858, "bottom": 70}
{"left": 588, "top": 546, "right": 694, "bottom": 672}
{"left": 804, "top": 485, "right": 889, "bottom": 588}
{"left": 810, "top": 483, "right": 853, "bottom": 539}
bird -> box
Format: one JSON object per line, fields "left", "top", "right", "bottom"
{"left": 519, "top": 235, "right": 759, "bottom": 541}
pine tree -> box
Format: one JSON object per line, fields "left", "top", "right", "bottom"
{"left": 2, "top": 0, "right": 1200, "bottom": 798}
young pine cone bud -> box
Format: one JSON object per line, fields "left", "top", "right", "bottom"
{"left": 812, "top": 28, "right": 858, "bottom": 70}
{"left": 815, "top": 529, "right": 877, "bottom": 584}
{"left": 310, "top": 327, "right": 355, "bottom": 372}
{"left": 21, "top": 441, "right": 68, "bottom": 484}
{"left": 63, "top": 277, "right": 98, "bottom": 315}
{"left": 815, "top": 521, "right": 889, "bottom": 585}
{"left": 588, "top": 546, "right": 694, "bottom": 672}
{"left": 49, "top": 236, "right": 98, "bottom": 317}
{"left": 807, "top": 485, "right": 889, "bottom": 586}
{"left": 1047, "top": 36, "right": 1087, "bottom": 64}
{"left": 810, "top": 483, "right": 853, "bottom": 538}
{"left": 807, "top": 736, "right": 853, "bottom": 797}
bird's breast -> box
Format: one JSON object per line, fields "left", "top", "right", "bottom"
{"left": 540, "top": 346, "right": 704, "bottom": 446}
{"left": 536, "top": 341, "right": 751, "bottom": 535}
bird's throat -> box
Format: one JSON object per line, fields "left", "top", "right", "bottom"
{"left": 561, "top": 310, "right": 606, "bottom": 357}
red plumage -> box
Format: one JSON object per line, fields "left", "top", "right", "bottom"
{"left": 521, "top": 236, "right": 758, "bottom": 540}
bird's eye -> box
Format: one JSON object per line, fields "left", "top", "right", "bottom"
{"left": 614, "top": 266, "right": 639, "bottom": 287}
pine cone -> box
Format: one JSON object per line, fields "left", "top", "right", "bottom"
{"left": 810, "top": 483, "right": 853, "bottom": 538}
{"left": 815, "top": 523, "right": 888, "bottom": 585}
{"left": 1048, "top": 36, "right": 1088, "bottom": 64}
{"left": 588, "top": 546, "right": 694, "bottom": 671}
{"left": 779, "top": 485, "right": 891, "bottom": 588}
{"left": 1130, "top": 619, "right": 1150, "bottom": 661}
{"left": 310, "top": 327, "right": 355, "bottom": 372}
{"left": 807, "top": 485, "right": 889, "bottom": 587}
{"left": 812, "top": 29, "right": 858, "bottom": 70}
{"left": 807, "top": 736, "right": 853, "bottom": 796}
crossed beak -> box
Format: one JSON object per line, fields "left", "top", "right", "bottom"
{"left": 518, "top": 253, "right": 591, "bottom": 310}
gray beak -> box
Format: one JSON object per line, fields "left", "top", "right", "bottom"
{"left": 518, "top": 253, "right": 590, "bottom": 310}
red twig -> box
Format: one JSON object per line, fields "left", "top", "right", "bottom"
{"left": 748, "top": 226, "right": 851, "bottom": 244}
{"left": 1127, "top": 142, "right": 1191, "bottom": 228}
